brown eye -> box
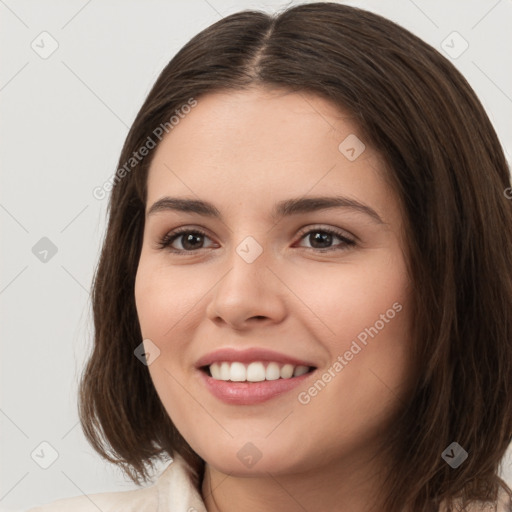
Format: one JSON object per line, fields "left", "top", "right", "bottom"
{"left": 296, "top": 227, "right": 356, "bottom": 252}
{"left": 158, "top": 229, "right": 215, "bottom": 252}
{"left": 156, "top": 226, "right": 356, "bottom": 254}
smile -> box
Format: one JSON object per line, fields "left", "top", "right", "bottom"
{"left": 204, "top": 361, "right": 312, "bottom": 382}
{"left": 198, "top": 364, "right": 316, "bottom": 405}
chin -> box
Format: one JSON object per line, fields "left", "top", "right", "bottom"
{"left": 199, "top": 440, "right": 308, "bottom": 476}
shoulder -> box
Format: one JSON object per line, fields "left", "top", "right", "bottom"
{"left": 496, "top": 484, "right": 512, "bottom": 512}
{"left": 26, "top": 454, "right": 206, "bottom": 512}
{"left": 438, "top": 484, "right": 512, "bottom": 512}
{"left": 25, "top": 482, "right": 158, "bottom": 512}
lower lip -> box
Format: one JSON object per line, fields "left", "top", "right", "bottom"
{"left": 199, "top": 369, "right": 315, "bottom": 405}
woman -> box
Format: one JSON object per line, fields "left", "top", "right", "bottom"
{"left": 28, "top": 2, "right": 512, "bottom": 511}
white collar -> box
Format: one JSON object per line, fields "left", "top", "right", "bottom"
{"left": 151, "top": 453, "right": 207, "bottom": 512}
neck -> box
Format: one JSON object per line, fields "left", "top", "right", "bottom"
{"left": 201, "top": 445, "right": 390, "bottom": 512}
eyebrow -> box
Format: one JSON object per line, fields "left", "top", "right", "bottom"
{"left": 147, "top": 195, "right": 385, "bottom": 224}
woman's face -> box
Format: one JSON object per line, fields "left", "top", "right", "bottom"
{"left": 134, "top": 87, "right": 415, "bottom": 477}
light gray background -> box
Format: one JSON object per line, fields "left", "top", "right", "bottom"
{"left": 1, "top": 0, "right": 511, "bottom": 510}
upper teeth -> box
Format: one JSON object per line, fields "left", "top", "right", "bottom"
{"left": 208, "top": 361, "right": 310, "bottom": 382}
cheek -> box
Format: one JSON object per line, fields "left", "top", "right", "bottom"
{"left": 288, "top": 254, "right": 410, "bottom": 346}
{"left": 134, "top": 256, "right": 209, "bottom": 338}
{"left": 291, "top": 268, "right": 412, "bottom": 457}
{"left": 134, "top": 258, "right": 201, "bottom": 422}
{"left": 289, "top": 253, "right": 414, "bottom": 406}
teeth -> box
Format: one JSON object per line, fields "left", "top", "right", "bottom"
{"left": 293, "top": 365, "right": 310, "bottom": 377}
{"left": 220, "top": 362, "right": 230, "bottom": 380}
{"left": 207, "top": 361, "right": 311, "bottom": 382}
{"left": 280, "top": 363, "right": 294, "bottom": 379}
{"left": 247, "top": 362, "right": 265, "bottom": 382}
{"left": 266, "top": 362, "right": 281, "bottom": 381}
{"left": 230, "top": 362, "right": 246, "bottom": 381}
{"left": 210, "top": 362, "right": 222, "bottom": 380}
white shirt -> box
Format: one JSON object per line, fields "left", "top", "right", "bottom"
{"left": 26, "top": 453, "right": 207, "bottom": 512}
{"left": 26, "top": 453, "right": 511, "bottom": 511}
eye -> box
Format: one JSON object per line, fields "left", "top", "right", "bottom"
{"left": 295, "top": 226, "right": 356, "bottom": 252}
{"left": 157, "top": 225, "right": 356, "bottom": 254}
{"left": 156, "top": 228, "right": 216, "bottom": 253}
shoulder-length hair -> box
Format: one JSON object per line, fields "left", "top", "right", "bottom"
{"left": 79, "top": 3, "right": 512, "bottom": 511}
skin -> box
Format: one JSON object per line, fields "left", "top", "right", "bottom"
{"left": 134, "top": 87, "right": 416, "bottom": 512}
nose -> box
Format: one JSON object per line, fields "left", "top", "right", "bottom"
{"left": 205, "top": 242, "right": 287, "bottom": 330}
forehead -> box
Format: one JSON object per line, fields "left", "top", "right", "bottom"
{"left": 145, "top": 88, "right": 394, "bottom": 220}
{"left": 150, "top": 87, "right": 364, "bottom": 163}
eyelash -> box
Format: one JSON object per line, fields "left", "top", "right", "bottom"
{"left": 156, "top": 226, "right": 356, "bottom": 254}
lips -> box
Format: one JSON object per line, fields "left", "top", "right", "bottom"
{"left": 195, "top": 347, "right": 318, "bottom": 404}
{"left": 199, "top": 369, "right": 315, "bottom": 405}
{"left": 195, "top": 347, "right": 316, "bottom": 369}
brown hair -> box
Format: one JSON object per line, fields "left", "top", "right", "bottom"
{"left": 79, "top": 3, "right": 512, "bottom": 511}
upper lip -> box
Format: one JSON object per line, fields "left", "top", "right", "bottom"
{"left": 195, "top": 347, "right": 317, "bottom": 369}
